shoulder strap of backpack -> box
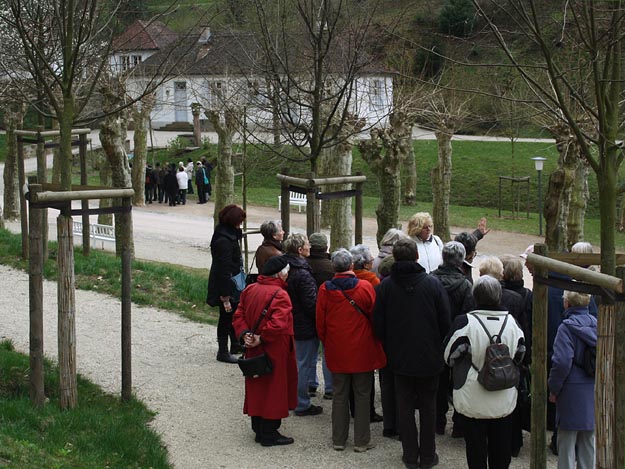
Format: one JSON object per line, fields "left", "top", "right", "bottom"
{"left": 470, "top": 312, "right": 496, "bottom": 344}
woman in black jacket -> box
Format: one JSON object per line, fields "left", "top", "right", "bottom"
{"left": 207, "top": 204, "right": 247, "bottom": 363}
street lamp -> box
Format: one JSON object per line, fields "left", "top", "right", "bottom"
{"left": 531, "top": 156, "right": 547, "bottom": 236}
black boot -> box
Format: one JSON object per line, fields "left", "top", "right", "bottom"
{"left": 216, "top": 336, "right": 238, "bottom": 363}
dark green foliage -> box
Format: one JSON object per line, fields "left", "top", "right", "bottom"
{"left": 438, "top": 0, "right": 475, "bottom": 37}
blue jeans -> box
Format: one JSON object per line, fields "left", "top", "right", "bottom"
{"left": 308, "top": 344, "right": 333, "bottom": 393}
{"left": 295, "top": 338, "right": 319, "bottom": 412}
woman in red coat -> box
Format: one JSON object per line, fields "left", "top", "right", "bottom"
{"left": 316, "top": 248, "right": 387, "bottom": 453}
{"left": 232, "top": 255, "right": 298, "bottom": 447}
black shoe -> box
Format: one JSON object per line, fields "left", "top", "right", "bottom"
{"left": 230, "top": 344, "right": 244, "bottom": 355}
{"left": 511, "top": 446, "right": 521, "bottom": 458}
{"left": 419, "top": 453, "right": 439, "bottom": 469}
{"left": 451, "top": 426, "right": 464, "bottom": 439}
{"left": 323, "top": 392, "right": 333, "bottom": 400}
{"left": 370, "top": 412, "right": 383, "bottom": 423}
{"left": 435, "top": 423, "right": 445, "bottom": 435}
{"left": 261, "top": 434, "right": 294, "bottom": 447}
{"left": 383, "top": 429, "right": 399, "bottom": 439}
{"left": 295, "top": 404, "right": 323, "bottom": 416}
{"left": 216, "top": 352, "right": 238, "bottom": 364}
{"left": 255, "top": 433, "right": 260, "bottom": 443}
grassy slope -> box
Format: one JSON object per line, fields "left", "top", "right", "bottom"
{"left": 0, "top": 340, "right": 170, "bottom": 468}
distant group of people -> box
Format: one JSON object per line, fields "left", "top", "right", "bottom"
{"left": 144, "top": 157, "right": 213, "bottom": 206}
{"left": 206, "top": 205, "right": 598, "bottom": 469}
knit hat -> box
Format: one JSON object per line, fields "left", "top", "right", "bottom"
{"left": 262, "top": 255, "right": 289, "bottom": 276}
{"left": 309, "top": 232, "right": 328, "bottom": 250}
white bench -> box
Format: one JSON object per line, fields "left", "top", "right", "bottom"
{"left": 278, "top": 191, "right": 309, "bottom": 213}
{"left": 72, "top": 221, "right": 115, "bottom": 248}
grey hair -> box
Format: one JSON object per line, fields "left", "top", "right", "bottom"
{"left": 500, "top": 255, "right": 524, "bottom": 282}
{"left": 380, "top": 228, "right": 408, "bottom": 247}
{"left": 442, "top": 241, "right": 466, "bottom": 268}
{"left": 260, "top": 220, "right": 282, "bottom": 239}
{"left": 283, "top": 233, "right": 308, "bottom": 255}
{"left": 472, "top": 275, "right": 502, "bottom": 309}
{"left": 331, "top": 248, "right": 353, "bottom": 272}
{"left": 571, "top": 242, "right": 593, "bottom": 254}
{"left": 350, "top": 244, "right": 373, "bottom": 269}
{"left": 563, "top": 290, "right": 591, "bottom": 307}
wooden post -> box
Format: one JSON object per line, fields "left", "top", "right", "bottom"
{"left": 121, "top": 197, "right": 133, "bottom": 402}
{"left": 530, "top": 243, "right": 548, "bottom": 469}
{"left": 614, "top": 267, "right": 625, "bottom": 469}
{"left": 79, "top": 133, "right": 90, "bottom": 256}
{"left": 355, "top": 172, "right": 363, "bottom": 245}
{"left": 306, "top": 173, "right": 317, "bottom": 236}
{"left": 280, "top": 170, "right": 290, "bottom": 238}
{"left": 595, "top": 303, "right": 616, "bottom": 468}
{"left": 17, "top": 136, "right": 28, "bottom": 259}
{"left": 57, "top": 212, "right": 77, "bottom": 409}
{"left": 27, "top": 179, "right": 45, "bottom": 407}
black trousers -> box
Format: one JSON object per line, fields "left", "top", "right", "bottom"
{"left": 395, "top": 374, "right": 438, "bottom": 466}
{"left": 436, "top": 367, "right": 450, "bottom": 430}
{"left": 251, "top": 416, "right": 281, "bottom": 442}
{"left": 380, "top": 366, "right": 398, "bottom": 432}
{"left": 217, "top": 302, "right": 237, "bottom": 345}
{"left": 461, "top": 413, "right": 513, "bottom": 469}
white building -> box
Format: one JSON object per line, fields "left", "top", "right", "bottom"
{"left": 123, "top": 27, "right": 394, "bottom": 131}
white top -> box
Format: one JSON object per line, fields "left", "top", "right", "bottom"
{"left": 176, "top": 171, "right": 189, "bottom": 190}
{"left": 444, "top": 310, "right": 525, "bottom": 419}
{"left": 413, "top": 235, "right": 443, "bottom": 273}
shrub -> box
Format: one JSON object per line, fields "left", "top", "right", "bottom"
{"left": 438, "top": 0, "right": 475, "bottom": 38}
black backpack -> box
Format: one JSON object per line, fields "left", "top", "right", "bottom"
{"left": 471, "top": 313, "right": 520, "bottom": 391}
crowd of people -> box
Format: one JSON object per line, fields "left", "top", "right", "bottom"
{"left": 206, "top": 205, "right": 598, "bottom": 469}
{"left": 143, "top": 157, "right": 213, "bottom": 206}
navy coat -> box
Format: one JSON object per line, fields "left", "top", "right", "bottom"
{"left": 548, "top": 305, "right": 597, "bottom": 431}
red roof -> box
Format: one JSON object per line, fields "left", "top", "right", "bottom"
{"left": 112, "top": 20, "right": 178, "bottom": 52}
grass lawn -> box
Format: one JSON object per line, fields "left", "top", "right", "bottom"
{"left": 0, "top": 339, "right": 170, "bottom": 468}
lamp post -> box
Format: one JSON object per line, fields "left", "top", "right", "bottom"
{"left": 531, "top": 156, "right": 547, "bottom": 236}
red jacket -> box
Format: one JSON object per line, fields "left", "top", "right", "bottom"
{"left": 316, "top": 274, "right": 386, "bottom": 373}
{"left": 355, "top": 269, "right": 381, "bottom": 287}
{"left": 233, "top": 276, "right": 298, "bottom": 419}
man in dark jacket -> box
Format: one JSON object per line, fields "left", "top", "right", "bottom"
{"left": 283, "top": 233, "right": 323, "bottom": 417}
{"left": 373, "top": 238, "right": 451, "bottom": 469}
{"left": 432, "top": 241, "right": 473, "bottom": 438}
{"left": 304, "top": 232, "right": 334, "bottom": 399}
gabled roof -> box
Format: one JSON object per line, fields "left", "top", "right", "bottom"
{"left": 112, "top": 20, "right": 178, "bottom": 52}
{"left": 136, "top": 28, "right": 393, "bottom": 77}
{"left": 137, "top": 30, "right": 259, "bottom": 76}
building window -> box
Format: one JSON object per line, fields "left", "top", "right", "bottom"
{"left": 370, "top": 79, "right": 383, "bottom": 109}
{"left": 120, "top": 55, "right": 130, "bottom": 72}
{"left": 132, "top": 55, "right": 142, "bottom": 67}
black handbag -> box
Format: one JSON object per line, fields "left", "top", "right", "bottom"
{"left": 237, "top": 289, "right": 280, "bottom": 378}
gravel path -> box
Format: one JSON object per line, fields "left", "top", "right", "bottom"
{"left": 0, "top": 202, "right": 560, "bottom": 468}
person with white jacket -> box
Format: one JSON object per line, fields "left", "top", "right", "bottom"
{"left": 407, "top": 212, "right": 443, "bottom": 273}
{"left": 444, "top": 275, "right": 525, "bottom": 469}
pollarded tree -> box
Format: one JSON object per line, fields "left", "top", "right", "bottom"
{"left": 249, "top": 0, "right": 392, "bottom": 235}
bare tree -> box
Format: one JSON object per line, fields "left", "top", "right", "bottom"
{"left": 472, "top": 2, "right": 625, "bottom": 467}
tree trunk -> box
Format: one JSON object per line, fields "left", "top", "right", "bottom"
{"left": 432, "top": 131, "right": 452, "bottom": 242}
{"left": 51, "top": 118, "right": 62, "bottom": 185}
{"left": 35, "top": 124, "right": 49, "bottom": 261}
{"left": 2, "top": 104, "right": 22, "bottom": 220}
{"left": 359, "top": 114, "right": 406, "bottom": 246}
{"left": 567, "top": 159, "right": 589, "bottom": 247}
{"left": 328, "top": 143, "right": 353, "bottom": 251}
{"left": 207, "top": 110, "right": 237, "bottom": 226}
{"left": 544, "top": 134, "right": 578, "bottom": 251}
{"left": 403, "top": 129, "right": 417, "bottom": 206}
{"left": 98, "top": 153, "right": 113, "bottom": 226}
{"left": 99, "top": 113, "right": 134, "bottom": 258}
{"left": 131, "top": 105, "right": 149, "bottom": 206}
{"left": 318, "top": 146, "right": 332, "bottom": 228}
